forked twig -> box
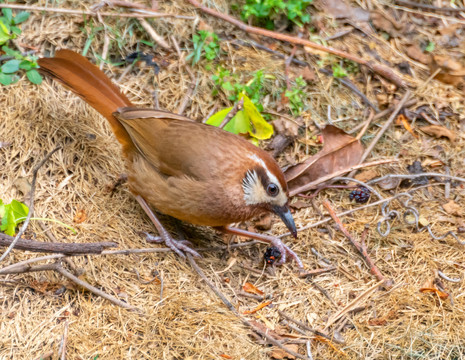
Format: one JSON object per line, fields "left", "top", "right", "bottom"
{"left": 0, "top": 146, "right": 61, "bottom": 263}
{"left": 322, "top": 201, "right": 391, "bottom": 287}
{"left": 187, "top": 254, "right": 310, "bottom": 360}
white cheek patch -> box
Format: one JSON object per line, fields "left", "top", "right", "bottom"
{"left": 242, "top": 157, "right": 288, "bottom": 207}
{"left": 243, "top": 170, "right": 269, "bottom": 205}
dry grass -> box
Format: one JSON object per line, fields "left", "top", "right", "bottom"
{"left": 1, "top": 0, "right": 465, "bottom": 359}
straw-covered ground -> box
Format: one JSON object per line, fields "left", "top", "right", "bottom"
{"left": 1, "top": 0, "right": 465, "bottom": 359}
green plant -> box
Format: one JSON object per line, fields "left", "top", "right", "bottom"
{"left": 212, "top": 68, "right": 269, "bottom": 112}
{"left": 0, "top": 199, "right": 29, "bottom": 236}
{"left": 206, "top": 93, "right": 273, "bottom": 143}
{"left": 425, "top": 41, "right": 435, "bottom": 52}
{"left": 241, "top": 0, "right": 312, "bottom": 29}
{"left": 285, "top": 76, "right": 306, "bottom": 115}
{"left": 0, "top": 8, "right": 42, "bottom": 85}
{"left": 332, "top": 63, "right": 348, "bottom": 78}
{"left": 186, "top": 30, "right": 220, "bottom": 65}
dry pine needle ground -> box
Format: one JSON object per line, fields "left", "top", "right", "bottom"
{"left": 1, "top": 0, "right": 465, "bottom": 359}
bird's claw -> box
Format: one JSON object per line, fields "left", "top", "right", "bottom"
{"left": 145, "top": 232, "right": 201, "bottom": 258}
{"left": 271, "top": 238, "right": 304, "bottom": 269}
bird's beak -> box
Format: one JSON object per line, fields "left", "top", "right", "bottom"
{"left": 272, "top": 205, "right": 297, "bottom": 238}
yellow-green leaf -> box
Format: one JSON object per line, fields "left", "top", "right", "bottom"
{"left": 239, "top": 93, "right": 273, "bottom": 139}
{"left": 206, "top": 107, "right": 250, "bottom": 135}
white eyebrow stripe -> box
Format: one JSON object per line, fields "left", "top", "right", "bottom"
{"left": 247, "top": 153, "right": 281, "bottom": 188}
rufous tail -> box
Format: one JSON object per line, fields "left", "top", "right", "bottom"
{"left": 38, "top": 49, "right": 135, "bottom": 154}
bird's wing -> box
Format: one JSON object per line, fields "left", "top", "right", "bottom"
{"left": 114, "top": 107, "right": 252, "bottom": 180}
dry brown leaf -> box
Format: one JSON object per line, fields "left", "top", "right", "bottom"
{"left": 197, "top": 20, "right": 213, "bottom": 32}
{"left": 243, "top": 300, "right": 272, "bottom": 314}
{"left": 73, "top": 209, "right": 87, "bottom": 224}
{"left": 273, "top": 118, "right": 300, "bottom": 138}
{"left": 354, "top": 169, "right": 378, "bottom": 182}
{"left": 285, "top": 125, "right": 364, "bottom": 193}
{"left": 371, "top": 11, "right": 403, "bottom": 37}
{"left": 442, "top": 200, "right": 463, "bottom": 216}
{"left": 405, "top": 44, "right": 432, "bottom": 65}
{"left": 270, "top": 344, "right": 298, "bottom": 359}
{"left": 419, "top": 287, "right": 449, "bottom": 300}
{"left": 396, "top": 114, "right": 418, "bottom": 139}
{"left": 243, "top": 282, "right": 264, "bottom": 296}
{"left": 430, "top": 55, "right": 465, "bottom": 88}
{"left": 300, "top": 66, "right": 316, "bottom": 82}
{"left": 317, "top": 0, "right": 369, "bottom": 22}
{"left": 289, "top": 200, "right": 311, "bottom": 210}
{"left": 420, "top": 125, "right": 456, "bottom": 142}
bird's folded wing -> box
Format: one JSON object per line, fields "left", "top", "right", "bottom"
{"left": 114, "top": 107, "right": 241, "bottom": 180}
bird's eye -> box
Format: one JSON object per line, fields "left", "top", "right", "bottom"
{"left": 266, "top": 183, "right": 279, "bottom": 197}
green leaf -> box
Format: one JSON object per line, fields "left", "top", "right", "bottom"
{"left": 19, "top": 60, "right": 33, "bottom": 70}
{"left": 10, "top": 25, "right": 21, "bottom": 36}
{"left": 240, "top": 93, "right": 273, "bottom": 139}
{"left": 0, "top": 21, "right": 11, "bottom": 45}
{"left": 26, "top": 69, "right": 42, "bottom": 84}
{"left": 1, "top": 45, "right": 18, "bottom": 56}
{"left": 2, "top": 8, "right": 12, "bottom": 23}
{"left": 425, "top": 41, "right": 435, "bottom": 52}
{"left": 0, "top": 199, "right": 29, "bottom": 236}
{"left": 13, "top": 11, "right": 30, "bottom": 25}
{"left": 0, "top": 72, "right": 13, "bottom": 85}
{"left": 1, "top": 59, "right": 20, "bottom": 73}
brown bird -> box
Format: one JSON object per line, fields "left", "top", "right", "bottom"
{"left": 38, "top": 49, "right": 303, "bottom": 268}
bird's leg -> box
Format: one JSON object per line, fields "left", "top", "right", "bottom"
{"left": 219, "top": 226, "right": 304, "bottom": 269}
{"left": 135, "top": 195, "right": 201, "bottom": 258}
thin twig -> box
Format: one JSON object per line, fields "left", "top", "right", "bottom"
{"left": 0, "top": 241, "right": 260, "bottom": 275}
{"left": 58, "top": 320, "right": 69, "bottom": 360}
{"left": 219, "top": 98, "right": 244, "bottom": 129}
{"left": 289, "top": 158, "right": 398, "bottom": 196}
{"left": 358, "top": 91, "right": 411, "bottom": 165}
{"left": 0, "top": 3, "right": 193, "bottom": 18}
{"left": 394, "top": 0, "right": 465, "bottom": 12}
{"left": 319, "top": 68, "right": 379, "bottom": 112}
{"left": 278, "top": 310, "right": 342, "bottom": 344}
{"left": 187, "top": 254, "right": 309, "bottom": 360}
{"left": 325, "top": 279, "right": 385, "bottom": 329}
{"left": 0, "top": 146, "right": 61, "bottom": 263}
{"left": 138, "top": 18, "right": 171, "bottom": 49}
{"left": 55, "top": 263, "right": 138, "bottom": 310}
{"left": 437, "top": 270, "right": 461, "bottom": 283}
{"left": 186, "top": 0, "right": 407, "bottom": 87}
{"left": 347, "top": 99, "right": 417, "bottom": 134}
{"left": 0, "top": 234, "right": 117, "bottom": 254}
{"left": 323, "top": 201, "right": 390, "bottom": 286}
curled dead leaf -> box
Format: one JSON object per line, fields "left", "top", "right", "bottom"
{"left": 430, "top": 55, "right": 465, "bottom": 88}
{"left": 270, "top": 344, "right": 298, "bottom": 359}
{"left": 420, "top": 125, "right": 456, "bottom": 142}
{"left": 73, "top": 209, "right": 87, "bottom": 224}
{"left": 273, "top": 118, "right": 300, "bottom": 138}
{"left": 285, "top": 125, "right": 364, "bottom": 194}
{"left": 442, "top": 200, "right": 463, "bottom": 216}
{"left": 243, "top": 300, "right": 272, "bottom": 314}
{"left": 243, "top": 282, "right": 265, "bottom": 296}
{"left": 405, "top": 44, "right": 432, "bottom": 65}
{"left": 419, "top": 287, "right": 449, "bottom": 300}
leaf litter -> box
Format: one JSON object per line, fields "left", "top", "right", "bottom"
{"left": 1, "top": 0, "right": 465, "bottom": 359}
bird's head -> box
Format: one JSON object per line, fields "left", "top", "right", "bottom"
{"left": 241, "top": 154, "right": 297, "bottom": 238}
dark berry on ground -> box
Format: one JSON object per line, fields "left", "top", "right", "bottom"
{"left": 264, "top": 246, "right": 282, "bottom": 265}
{"left": 349, "top": 187, "right": 371, "bottom": 203}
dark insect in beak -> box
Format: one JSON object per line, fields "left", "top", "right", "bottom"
{"left": 272, "top": 205, "right": 297, "bottom": 238}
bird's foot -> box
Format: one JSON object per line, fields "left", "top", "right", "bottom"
{"left": 270, "top": 237, "right": 303, "bottom": 268}
{"left": 145, "top": 232, "right": 201, "bottom": 258}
